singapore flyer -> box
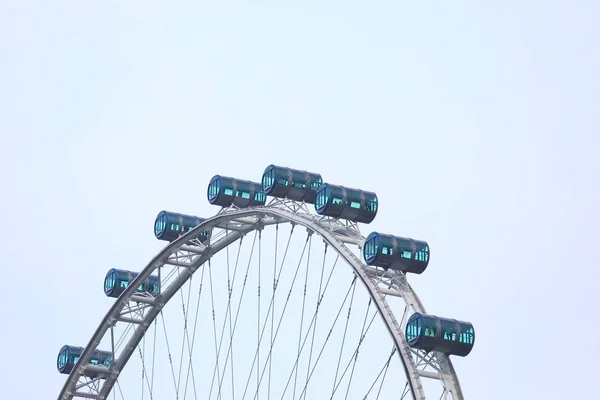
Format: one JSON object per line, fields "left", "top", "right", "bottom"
{"left": 56, "top": 165, "right": 475, "bottom": 400}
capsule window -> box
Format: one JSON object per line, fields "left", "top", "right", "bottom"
{"left": 224, "top": 188, "right": 233, "bottom": 196}
{"left": 119, "top": 281, "right": 128, "bottom": 289}
{"left": 149, "top": 283, "right": 159, "bottom": 296}
{"left": 254, "top": 192, "right": 265, "bottom": 202}
{"left": 406, "top": 319, "right": 421, "bottom": 341}
{"left": 310, "top": 178, "right": 322, "bottom": 191}
{"left": 332, "top": 197, "right": 343, "bottom": 205}
{"left": 58, "top": 349, "right": 68, "bottom": 369}
{"left": 443, "top": 329, "right": 457, "bottom": 341}
{"left": 415, "top": 244, "right": 429, "bottom": 262}
{"left": 236, "top": 191, "right": 250, "bottom": 199}
{"left": 292, "top": 181, "right": 306, "bottom": 189}
{"left": 104, "top": 271, "right": 116, "bottom": 293}
{"left": 263, "top": 168, "right": 276, "bottom": 190}
{"left": 208, "top": 180, "right": 220, "bottom": 199}
{"left": 364, "top": 236, "right": 377, "bottom": 260}
{"left": 278, "top": 178, "right": 289, "bottom": 186}
{"left": 155, "top": 214, "right": 166, "bottom": 236}
{"left": 460, "top": 327, "right": 474, "bottom": 344}
{"left": 365, "top": 194, "right": 377, "bottom": 212}
{"left": 349, "top": 201, "right": 360, "bottom": 208}
{"left": 316, "top": 187, "right": 329, "bottom": 209}
{"left": 424, "top": 327, "right": 436, "bottom": 337}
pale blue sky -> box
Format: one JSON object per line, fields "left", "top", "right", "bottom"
{"left": 0, "top": 1, "right": 598, "bottom": 399}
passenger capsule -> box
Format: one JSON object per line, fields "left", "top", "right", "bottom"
{"left": 154, "top": 210, "right": 210, "bottom": 243}
{"left": 261, "top": 164, "right": 323, "bottom": 203}
{"left": 207, "top": 175, "right": 266, "bottom": 208}
{"left": 314, "top": 183, "right": 378, "bottom": 224}
{"left": 405, "top": 313, "right": 475, "bottom": 357}
{"left": 363, "top": 232, "right": 430, "bottom": 274}
{"left": 104, "top": 268, "right": 159, "bottom": 298}
{"left": 57, "top": 345, "right": 113, "bottom": 377}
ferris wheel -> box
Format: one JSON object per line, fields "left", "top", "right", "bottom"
{"left": 56, "top": 164, "right": 475, "bottom": 400}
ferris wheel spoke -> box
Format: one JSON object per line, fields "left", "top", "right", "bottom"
{"left": 302, "top": 243, "right": 328, "bottom": 400}
{"left": 374, "top": 352, "right": 392, "bottom": 400}
{"left": 181, "top": 259, "right": 207, "bottom": 400}
{"left": 257, "top": 230, "right": 262, "bottom": 400}
{"left": 331, "top": 272, "right": 357, "bottom": 396}
{"left": 175, "top": 275, "right": 196, "bottom": 395}
{"left": 159, "top": 310, "right": 181, "bottom": 399}
{"left": 292, "top": 232, "right": 312, "bottom": 400}
{"left": 212, "top": 233, "right": 247, "bottom": 400}
{"left": 360, "top": 347, "right": 396, "bottom": 400}
{"left": 135, "top": 335, "right": 153, "bottom": 398}
{"left": 242, "top": 231, "right": 311, "bottom": 400}
{"left": 208, "top": 258, "right": 224, "bottom": 400}
{"left": 280, "top": 250, "right": 340, "bottom": 400}
{"left": 212, "top": 228, "right": 265, "bottom": 400}
{"left": 115, "top": 380, "right": 126, "bottom": 400}
{"left": 295, "top": 275, "right": 358, "bottom": 400}
{"left": 252, "top": 232, "right": 313, "bottom": 400}
{"left": 149, "top": 319, "right": 158, "bottom": 400}
{"left": 330, "top": 299, "right": 376, "bottom": 399}
{"left": 267, "top": 224, "right": 279, "bottom": 400}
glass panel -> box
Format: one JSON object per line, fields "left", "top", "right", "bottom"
{"left": 208, "top": 179, "right": 220, "bottom": 199}
{"left": 224, "top": 188, "right": 233, "bottom": 196}
{"left": 440, "top": 319, "right": 457, "bottom": 342}
{"left": 364, "top": 193, "right": 377, "bottom": 212}
{"left": 254, "top": 192, "right": 266, "bottom": 202}
{"left": 291, "top": 170, "right": 306, "bottom": 189}
{"left": 364, "top": 236, "right": 378, "bottom": 260}
{"left": 310, "top": 176, "right": 323, "bottom": 191}
{"left": 103, "top": 355, "right": 112, "bottom": 367}
{"left": 58, "top": 350, "right": 68, "bottom": 368}
{"left": 155, "top": 213, "right": 166, "bottom": 236}
{"left": 262, "top": 167, "right": 275, "bottom": 190}
{"left": 459, "top": 325, "right": 474, "bottom": 344}
{"left": 236, "top": 191, "right": 250, "bottom": 199}
{"left": 415, "top": 242, "right": 429, "bottom": 263}
{"left": 396, "top": 238, "right": 413, "bottom": 259}
{"left": 406, "top": 318, "right": 422, "bottom": 341}
{"left": 104, "top": 271, "right": 115, "bottom": 293}
{"left": 316, "top": 186, "right": 329, "bottom": 209}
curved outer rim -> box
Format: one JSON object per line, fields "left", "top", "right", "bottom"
{"left": 58, "top": 205, "right": 463, "bottom": 400}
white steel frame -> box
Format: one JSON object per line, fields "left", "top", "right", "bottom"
{"left": 57, "top": 200, "right": 464, "bottom": 400}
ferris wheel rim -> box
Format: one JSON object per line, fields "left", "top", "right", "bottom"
{"left": 57, "top": 204, "right": 462, "bottom": 400}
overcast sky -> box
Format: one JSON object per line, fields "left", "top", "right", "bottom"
{"left": 0, "top": 1, "right": 598, "bottom": 399}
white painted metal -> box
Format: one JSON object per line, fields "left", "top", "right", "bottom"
{"left": 57, "top": 203, "right": 463, "bottom": 400}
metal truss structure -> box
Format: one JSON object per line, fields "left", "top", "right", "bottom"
{"left": 57, "top": 199, "right": 464, "bottom": 400}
